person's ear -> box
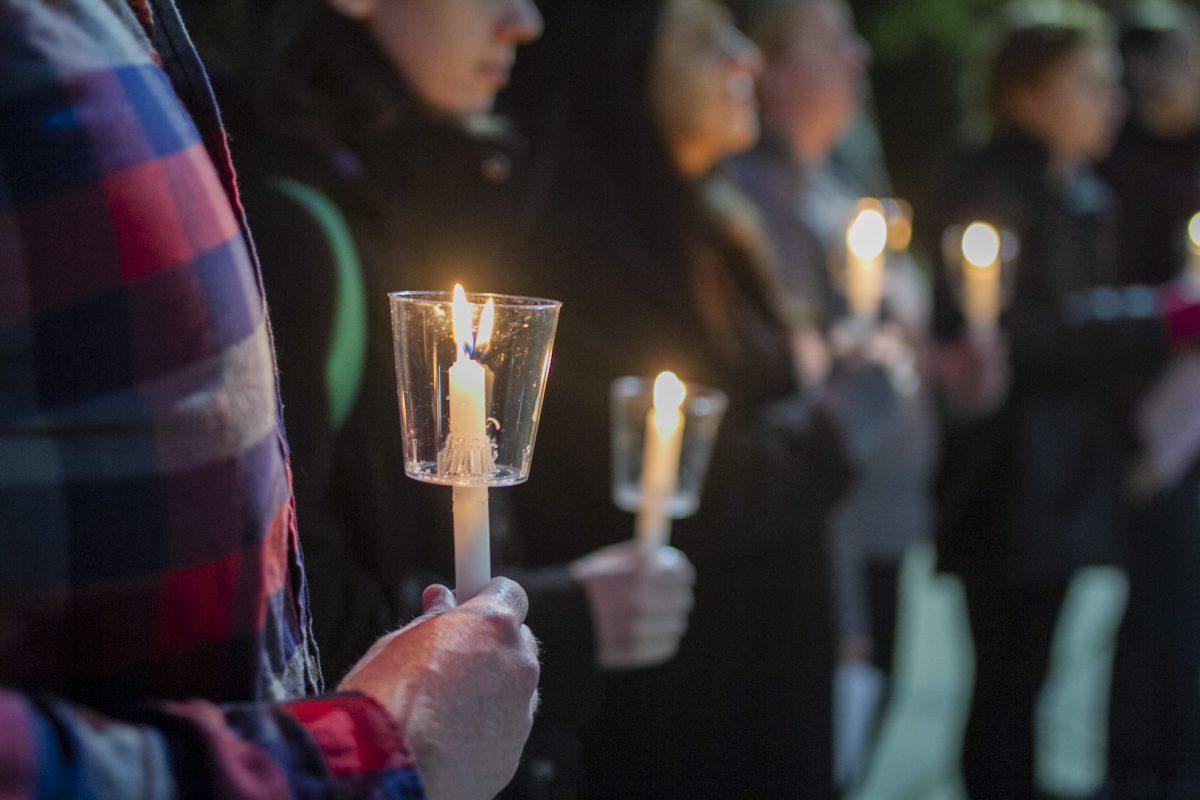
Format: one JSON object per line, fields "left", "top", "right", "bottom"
{"left": 325, "top": 0, "right": 376, "bottom": 21}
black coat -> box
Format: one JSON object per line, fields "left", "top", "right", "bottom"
{"left": 1101, "top": 121, "right": 1200, "bottom": 286}
{"left": 510, "top": 143, "right": 850, "bottom": 796}
{"left": 930, "top": 135, "right": 1168, "bottom": 583}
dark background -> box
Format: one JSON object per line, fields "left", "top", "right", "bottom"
{"left": 182, "top": 0, "right": 1200, "bottom": 228}
{"left": 850, "top": 0, "right": 1200, "bottom": 212}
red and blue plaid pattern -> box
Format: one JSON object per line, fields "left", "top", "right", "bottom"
{"left": 0, "top": 0, "right": 421, "bottom": 796}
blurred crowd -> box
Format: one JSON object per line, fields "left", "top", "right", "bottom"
{"left": 3, "top": 0, "right": 1200, "bottom": 798}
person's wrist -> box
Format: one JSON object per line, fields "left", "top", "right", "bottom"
{"left": 284, "top": 693, "right": 421, "bottom": 791}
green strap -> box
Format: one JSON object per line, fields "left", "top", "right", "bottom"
{"left": 268, "top": 178, "right": 368, "bottom": 431}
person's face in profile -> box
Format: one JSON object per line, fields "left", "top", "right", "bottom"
{"left": 650, "top": 0, "right": 765, "bottom": 176}
{"left": 1014, "top": 44, "right": 1125, "bottom": 162}
{"left": 759, "top": 0, "right": 871, "bottom": 161}
{"left": 329, "top": 0, "right": 543, "bottom": 116}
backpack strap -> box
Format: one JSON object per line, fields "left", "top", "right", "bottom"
{"left": 267, "top": 177, "right": 368, "bottom": 431}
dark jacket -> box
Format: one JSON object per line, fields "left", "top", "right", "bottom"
{"left": 930, "top": 135, "right": 1169, "bottom": 583}
{"left": 506, "top": 127, "right": 849, "bottom": 796}
{"left": 1101, "top": 120, "right": 1200, "bottom": 285}
{"left": 240, "top": 116, "right": 597, "bottom": 799}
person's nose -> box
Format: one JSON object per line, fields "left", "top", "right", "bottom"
{"left": 847, "top": 32, "right": 872, "bottom": 73}
{"left": 722, "top": 27, "right": 764, "bottom": 77}
{"left": 499, "top": 0, "right": 544, "bottom": 45}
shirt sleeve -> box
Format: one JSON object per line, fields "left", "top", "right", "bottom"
{"left": 0, "top": 689, "right": 423, "bottom": 800}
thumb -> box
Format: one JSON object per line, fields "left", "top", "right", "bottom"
{"left": 422, "top": 584, "right": 457, "bottom": 615}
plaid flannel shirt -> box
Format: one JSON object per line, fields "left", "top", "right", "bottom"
{"left": 0, "top": 0, "right": 422, "bottom": 796}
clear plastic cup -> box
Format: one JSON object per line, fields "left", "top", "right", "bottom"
{"left": 389, "top": 290, "right": 561, "bottom": 487}
{"left": 610, "top": 376, "right": 728, "bottom": 519}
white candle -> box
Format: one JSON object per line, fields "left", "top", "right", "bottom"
{"left": 1187, "top": 212, "right": 1200, "bottom": 288}
{"left": 447, "top": 284, "right": 494, "bottom": 599}
{"left": 634, "top": 371, "right": 687, "bottom": 553}
{"left": 960, "top": 222, "right": 1002, "bottom": 341}
{"left": 845, "top": 205, "right": 889, "bottom": 324}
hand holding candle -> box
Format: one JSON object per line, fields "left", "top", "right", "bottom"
{"left": 390, "top": 285, "right": 560, "bottom": 601}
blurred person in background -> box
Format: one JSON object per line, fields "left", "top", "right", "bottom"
{"left": 925, "top": 9, "right": 1198, "bottom": 797}
{"left": 505, "top": 0, "right": 851, "bottom": 795}
{"left": 726, "top": 0, "right": 938, "bottom": 787}
{"left": 1099, "top": 2, "right": 1200, "bottom": 796}
{"left": 234, "top": 0, "right": 698, "bottom": 796}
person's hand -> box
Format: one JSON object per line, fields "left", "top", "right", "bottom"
{"left": 931, "top": 333, "right": 1009, "bottom": 416}
{"left": 570, "top": 541, "right": 695, "bottom": 671}
{"left": 339, "top": 578, "right": 540, "bottom": 800}
{"left": 792, "top": 325, "right": 833, "bottom": 389}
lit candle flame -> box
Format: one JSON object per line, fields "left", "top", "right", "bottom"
{"left": 1188, "top": 212, "right": 1200, "bottom": 252}
{"left": 476, "top": 298, "right": 496, "bottom": 354}
{"left": 652, "top": 371, "right": 687, "bottom": 432}
{"left": 452, "top": 283, "right": 473, "bottom": 357}
{"left": 451, "top": 284, "right": 495, "bottom": 358}
{"left": 962, "top": 222, "right": 1001, "bottom": 268}
{"left": 847, "top": 208, "right": 888, "bottom": 261}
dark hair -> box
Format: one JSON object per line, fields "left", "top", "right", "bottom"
{"left": 249, "top": 0, "right": 428, "bottom": 157}
{"left": 987, "top": 24, "right": 1099, "bottom": 127}
{"left": 1120, "top": 0, "right": 1198, "bottom": 59}
{"left": 508, "top": 0, "right": 717, "bottom": 278}
{"left": 728, "top": 0, "right": 812, "bottom": 60}
{"left": 1118, "top": 1, "right": 1199, "bottom": 106}
{"left": 506, "top": 0, "right": 790, "bottom": 378}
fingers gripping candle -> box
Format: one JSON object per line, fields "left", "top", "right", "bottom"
{"left": 445, "top": 284, "right": 496, "bottom": 599}
{"left": 634, "top": 371, "right": 687, "bottom": 553}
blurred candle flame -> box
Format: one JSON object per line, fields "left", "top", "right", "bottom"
{"left": 962, "top": 222, "right": 1001, "bottom": 268}
{"left": 652, "top": 371, "right": 687, "bottom": 433}
{"left": 847, "top": 208, "right": 888, "bottom": 261}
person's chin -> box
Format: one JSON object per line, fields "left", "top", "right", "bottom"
{"left": 451, "top": 93, "right": 498, "bottom": 118}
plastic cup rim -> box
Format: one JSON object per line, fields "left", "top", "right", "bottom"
{"left": 388, "top": 290, "right": 562, "bottom": 311}
{"left": 609, "top": 375, "right": 729, "bottom": 412}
